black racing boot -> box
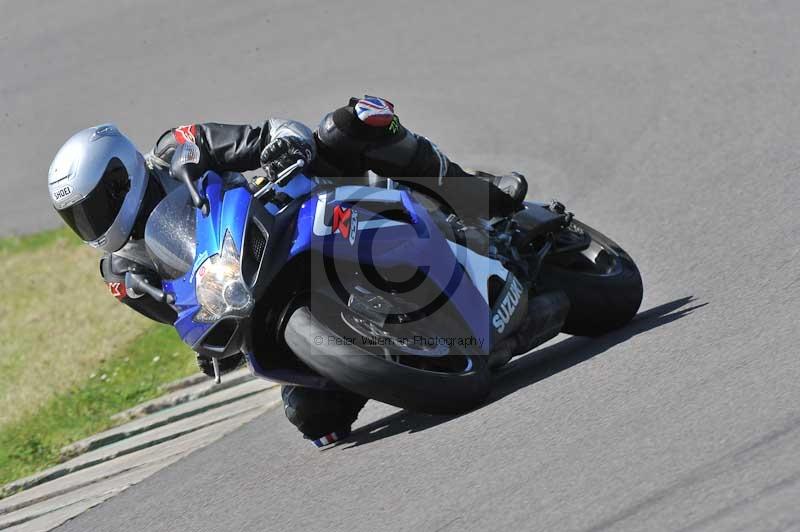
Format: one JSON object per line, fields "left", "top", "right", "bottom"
{"left": 420, "top": 168, "right": 529, "bottom": 221}
{"left": 281, "top": 385, "right": 368, "bottom": 448}
{"left": 473, "top": 171, "right": 528, "bottom": 216}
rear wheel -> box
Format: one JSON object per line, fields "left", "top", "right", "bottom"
{"left": 283, "top": 299, "right": 491, "bottom": 414}
{"left": 539, "top": 220, "right": 643, "bottom": 336}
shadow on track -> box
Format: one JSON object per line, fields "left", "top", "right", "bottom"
{"left": 331, "top": 296, "right": 707, "bottom": 450}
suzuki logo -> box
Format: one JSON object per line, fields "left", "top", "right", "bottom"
{"left": 492, "top": 276, "right": 524, "bottom": 334}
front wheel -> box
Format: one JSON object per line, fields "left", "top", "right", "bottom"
{"left": 539, "top": 220, "right": 643, "bottom": 336}
{"left": 283, "top": 301, "right": 491, "bottom": 414}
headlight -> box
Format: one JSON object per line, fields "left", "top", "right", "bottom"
{"left": 194, "top": 230, "right": 254, "bottom": 322}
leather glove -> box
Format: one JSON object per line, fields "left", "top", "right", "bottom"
{"left": 260, "top": 137, "right": 314, "bottom": 182}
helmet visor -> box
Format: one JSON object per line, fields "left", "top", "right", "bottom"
{"left": 57, "top": 158, "right": 131, "bottom": 241}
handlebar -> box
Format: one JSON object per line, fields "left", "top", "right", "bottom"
{"left": 253, "top": 159, "right": 304, "bottom": 200}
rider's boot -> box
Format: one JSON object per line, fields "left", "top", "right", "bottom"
{"left": 471, "top": 171, "right": 529, "bottom": 217}
{"left": 430, "top": 166, "right": 528, "bottom": 222}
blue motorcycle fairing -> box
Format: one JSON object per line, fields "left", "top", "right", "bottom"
{"left": 162, "top": 170, "right": 493, "bottom": 363}
{"left": 288, "top": 188, "right": 491, "bottom": 351}
{"left": 166, "top": 173, "right": 252, "bottom": 346}
{"left": 263, "top": 173, "right": 319, "bottom": 215}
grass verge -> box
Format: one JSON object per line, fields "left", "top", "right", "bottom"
{"left": 0, "top": 325, "right": 195, "bottom": 486}
{"left": 0, "top": 228, "right": 197, "bottom": 488}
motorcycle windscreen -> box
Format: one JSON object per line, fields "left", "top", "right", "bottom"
{"left": 144, "top": 186, "right": 197, "bottom": 280}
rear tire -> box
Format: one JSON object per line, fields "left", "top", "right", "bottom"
{"left": 283, "top": 303, "right": 491, "bottom": 414}
{"left": 540, "top": 221, "right": 643, "bottom": 336}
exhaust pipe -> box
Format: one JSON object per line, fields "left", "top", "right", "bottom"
{"left": 488, "top": 290, "right": 570, "bottom": 369}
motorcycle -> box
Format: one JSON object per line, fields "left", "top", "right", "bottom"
{"left": 130, "top": 146, "right": 643, "bottom": 414}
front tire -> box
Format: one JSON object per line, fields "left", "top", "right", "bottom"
{"left": 540, "top": 221, "right": 643, "bottom": 336}
{"left": 283, "top": 303, "right": 491, "bottom": 414}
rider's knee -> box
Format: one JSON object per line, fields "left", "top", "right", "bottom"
{"left": 281, "top": 385, "right": 367, "bottom": 439}
{"left": 314, "top": 96, "right": 419, "bottom": 176}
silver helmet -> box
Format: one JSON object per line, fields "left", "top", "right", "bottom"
{"left": 48, "top": 124, "right": 148, "bottom": 252}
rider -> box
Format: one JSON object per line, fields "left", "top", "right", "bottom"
{"left": 47, "top": 96, "right": 528, "bottom": 446}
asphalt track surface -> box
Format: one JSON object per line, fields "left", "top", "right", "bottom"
{"left": 3, "top": 0, "right": 799, "bottom": 530}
